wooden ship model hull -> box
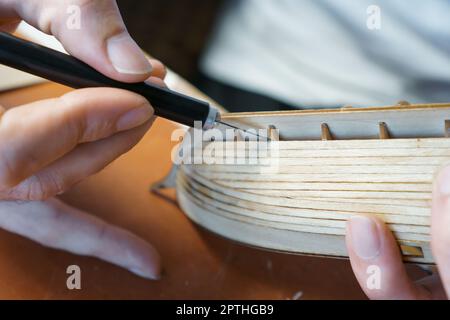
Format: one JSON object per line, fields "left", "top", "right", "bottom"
{"left": 175, "top": 103, "right": 450, "bottom": 264}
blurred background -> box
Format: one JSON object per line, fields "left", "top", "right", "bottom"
{"left": 118, "top": 0, "right": 221, "bottom": 81}
{"left": 118, "top": 0, "right": 450, "bottom": 112}
{"left": 118, "top": 0, "right": 296, "bottom": 112}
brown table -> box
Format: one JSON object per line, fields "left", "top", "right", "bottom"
{"left": 0, "top": 82, "right": 367, "bottom": 299}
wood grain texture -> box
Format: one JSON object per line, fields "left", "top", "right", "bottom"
{"left": 219, "top": 103, "right": 450, "bottom": 140}
{"left": 177, "top": 105, "right": 450, "bottom": 265}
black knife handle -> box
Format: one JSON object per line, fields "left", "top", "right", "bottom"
{"left": 0, "top": 32, "right": 218, "bottom": 129}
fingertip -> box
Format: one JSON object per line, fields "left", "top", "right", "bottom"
{"left": 92, "top": 223, "right": 162, "bottom": 281}
{"left": 145, "top": 77, "right": 167, "bottom": 88}
{"left": 106, "top": 32, "right": 153, "bottom": 80}
{"left": 115, "top": 103, "right": 154, "bottom": 132}
{"left": 346, "top": 215, "right": 429, "bottom": 299}
{"left": 130, "top": 268, "right": 161, "bottom": 281}
{"left": 128, "top": 242, "right": 162, "bottom": 281}
{"left": 148, "top": 59, "right": 167, "bottom": 80}
{"left": 347, "top": 215, "right": 382, "bottom": 261}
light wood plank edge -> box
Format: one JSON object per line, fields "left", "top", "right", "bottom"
{"left": 178, "top": 171, "right": 431, "bottom": 235}
{"left": 221, "top": 103, "right": 450, "bottom": 120}
{"left": 183, "top": 168, "right": 432, "bottom": 220}
{"left": 176, "top": 181, "right": 434, "bottom": 264}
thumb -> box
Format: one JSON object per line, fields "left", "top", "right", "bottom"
{"left": 346, "top": 215, "right": 431, "bottom": 299}
{"left": 11, "top": 0, "right": 152, "bottom": 82}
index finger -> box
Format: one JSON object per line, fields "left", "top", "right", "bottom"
{"left": 2, "top": 0, "right": 153, "bottom": 83}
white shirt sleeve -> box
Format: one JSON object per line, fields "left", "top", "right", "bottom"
{"left": 200, "top": 0, "right": 450, "bottom": 108}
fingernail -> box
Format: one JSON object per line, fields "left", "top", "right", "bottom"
{"left": 116, "top": 103, "right": 153, "bottom": 131}
{"left": 437, "top": 166, "right": 450, "bottom": 196}
{"left": 349, "top": 216, "right": 381, "bottom": 260}
{"left": 130, "top": 268, "right": 160, "bottom": 281}
{"left": 107, "top": 33, "right": 152, "bottom": 75}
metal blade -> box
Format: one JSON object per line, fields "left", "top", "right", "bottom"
{"left": 216, "top": 120, "right": 271, "bottom": 141}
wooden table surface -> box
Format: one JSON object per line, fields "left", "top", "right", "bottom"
{"left": 0, "top": 82, "right": 367, "bottom": 299}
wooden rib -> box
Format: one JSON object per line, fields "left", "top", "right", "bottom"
{"left": 446, "top": 120, "right": 450, "bottom": 138}
{"left": 267, "top": 125, "right": 279, "bottom": 141}
{"left": 379, "top": 122, "right": 390, "bottom": 139}
{"left": 321, "top": 124, "right": 333, "bottom": 141}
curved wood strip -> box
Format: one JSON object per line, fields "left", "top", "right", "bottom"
{"left": 177, "top": 180, "right": 432, "bottom": 252}
{"left": 184, "top": 168, "right": 431, "bottom": 217}
{"left": 176, "top": 134, "right": 450, "bottom": 264}
{"left": 179, "top": 178, "right": 430, "bottom": 241}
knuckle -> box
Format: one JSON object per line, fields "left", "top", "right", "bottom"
{"left": 57, "top": 95, "right": 86, "bottom": 144}
{"left": 58, "top": 92, "right": 118, "bottom": 142}
{"left": 22, "top": 172, "right": 67, "bottom": 201}
{"left": 75, "top": 0, "right": 126, "bottom": 37}
{"left": 32, "top": 1, "right": 61, "bottom": 34}
{"left": 37, "top": 7, "right": 57, "bottom": 34}
{"left": 84, "top": 117, "right": 115, "bottom": 142}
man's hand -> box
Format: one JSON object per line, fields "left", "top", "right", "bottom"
{"left": 346, "top": 166, "right": 450, "bottom": 299}
{"left": 0, "top": 0, "right": 166, "bottom": 280}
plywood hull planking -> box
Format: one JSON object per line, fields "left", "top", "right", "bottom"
{"left": 176, "top": 104, "right": 450, "bottom": 264}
